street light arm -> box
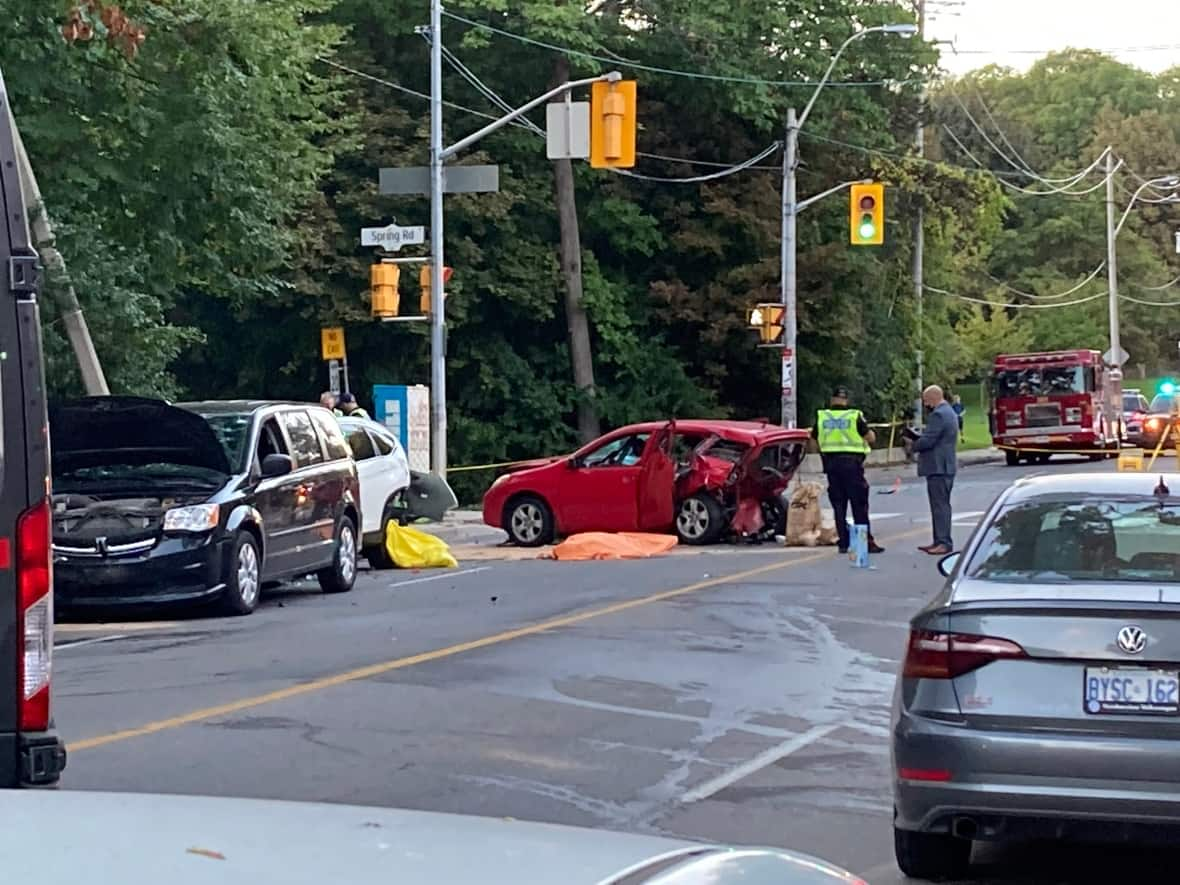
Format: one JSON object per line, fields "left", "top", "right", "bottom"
{"left": 1116, "top": 174, "right": 1180, "bottom": 237}
{"left": 442, "top": 72, "right": 619, "bottom": 160}
{"left": 796, "top": 178, "right": 873, "bottom": 213}
{"left": 797, "top": 27, "right": 890, "bottom": 130}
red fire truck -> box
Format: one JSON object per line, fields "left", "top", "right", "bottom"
{"left": 990, "top": 350, "right": 1120, "bottom": 466}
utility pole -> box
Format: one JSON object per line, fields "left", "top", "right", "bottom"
{"left": 1104, "top": 147, "right": 1123, "bottom": 436}
{"left": 9, "top": 109, "right": 108, "bottom": 396}
{"left": 912, "top": 0, "right": 926, "bottom": 428}
{"left": 777, "top": 24, "right": 917, "bottom": 429}
{"left": 781, "top": 107, "right": 798, "bottom": 429}
{"left": 428, "top": 0, "right": 447, "bottom": 476}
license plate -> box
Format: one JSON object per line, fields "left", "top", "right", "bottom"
{"left": 1084, "top": 667, "right": 1180, "bottom": 715}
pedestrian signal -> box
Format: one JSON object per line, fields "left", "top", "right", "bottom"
{"left": 371, "top": 263, "right": 400, "bottom": 318}
{"left": 419, "top": 264, "right": 454, "bottom": 315}
{"left": 849, "top": 182, "right": 884, "bottom": 246}
{"left": 747, "top": 303, "right": 785, "bottom": 345}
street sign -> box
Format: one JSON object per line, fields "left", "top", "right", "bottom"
{"left": 321, "top": 326, "right": 346, "bottom": 361}
{"left": 546, "top": 101, "right": 590, "bottom": 160}
{"left": 328, "top": 360, "right": 341, "bottom": 395}
{"left": 361, "top": 223, "right": 425, "bottom": 251}
{"left": 1103, "top": 346, "right": 1129, "bottom": 367}
{"left": 379, "top": 165, "right": 500, "bottom": 196}
{"left": 781, "top": 349, "right": 794, "bottom": 389}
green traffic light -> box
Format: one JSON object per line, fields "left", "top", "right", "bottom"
{"left": 1161, "top": 381, "right": 1176, "bottom": 396}
{"left": 858, "top": 215, "right": 876, "bottom": 240}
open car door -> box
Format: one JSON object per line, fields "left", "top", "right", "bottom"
{"left": 637, "top": 422, "right": 676, "bottom": 531}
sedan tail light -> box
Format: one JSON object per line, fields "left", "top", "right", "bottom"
{"left": 16, "top": 499, "right": 52, "bottom": 731}
{"left": 903, "top": 629, "right": 1027, "bottom": 679}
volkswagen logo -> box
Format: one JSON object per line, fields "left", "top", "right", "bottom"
{"left": 1117, "top": 625, "right": 1147, "bottom": 655}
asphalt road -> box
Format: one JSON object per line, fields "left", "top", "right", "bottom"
{"left": 51, "top": 457, "right": 1180, "bottom": 883}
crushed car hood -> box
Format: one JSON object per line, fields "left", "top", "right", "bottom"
{"left": 49, "top": 396, "right": 232, "bottom": 476}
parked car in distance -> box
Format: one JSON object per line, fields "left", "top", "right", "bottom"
{"left": 1135, "top": 391, "right": 1180, "bottom": 450}
{"left": 2, "top": 790, "right": 869, "bottom": 885}
{"left": 893, "top": 472, "right": 1180, "bottom": 880}
{"left": 339, "top": 416, "right": 409, "bottom": 568}
{"left": 50, "top": 397, "right": 361, "bottom": 615}
{"left": 1122, "top": 389, "right": 1149, "bottom": 445}
{"left": 482, "top": 420, "right": 808, "bottom": 547}
{"left": 338, "top": 415, "right": 458, "bottom": 568}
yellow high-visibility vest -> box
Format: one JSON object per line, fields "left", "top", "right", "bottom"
{"left": 817, "top": 409, "right": 868, "bottom": 454}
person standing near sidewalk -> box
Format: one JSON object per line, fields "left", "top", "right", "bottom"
{"left": 951, "top": 394, "right": 966, "bottom": 443}
{"left": 810, "top": 385, "right": 885, "bottom": 555}
{"left": 914, "top": 385, "right": 959, "bottom": 555}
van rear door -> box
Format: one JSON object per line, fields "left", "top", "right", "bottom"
{"left": 0, "top": 67, "right": 66, "bottom": 785}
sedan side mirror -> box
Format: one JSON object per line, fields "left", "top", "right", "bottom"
{"left": 261, "top": 454, "right": 294, "bottom": 478}
{"left": 937, "top": 551, "right": 961, "bottom": 578}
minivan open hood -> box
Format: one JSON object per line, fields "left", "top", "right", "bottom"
{"left": 49, "top": 396, "right": 232, "bottom": 476}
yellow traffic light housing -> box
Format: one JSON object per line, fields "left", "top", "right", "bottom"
{"left": 371, "top": 263, "right": 400, "bottom": 318}
{"left": 590, "top": 80, "right": 637, "bottom": 169}
{"left": 419, "top": 264, "right": 454, "bottom": 315}
{"left": 849, "top": 182, "right": 884, "bottom": 246}
{"left": 747, "top": 303, "right": 785, "bottom": 345}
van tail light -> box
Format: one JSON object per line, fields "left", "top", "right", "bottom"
{"left": 903, "top": 629, "right": 1027, "bottom": 679}
{"left": 16, "top": 499, "right": 52, "bottom": 731}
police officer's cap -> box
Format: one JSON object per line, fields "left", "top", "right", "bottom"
{"left": 830, "top": 385, "right": 851, "bottom": 400}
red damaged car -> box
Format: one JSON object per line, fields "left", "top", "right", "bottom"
{"left": 482, "top": 420, "right": 809, "bottom": 546}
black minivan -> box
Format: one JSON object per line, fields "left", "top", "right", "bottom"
{"left": 0, "top": 68, "right": 67, "bottom": 785}
{"left": 49, "top": 397, "right": 362, "bottom": 615}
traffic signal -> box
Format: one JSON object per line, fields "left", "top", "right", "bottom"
{"left": 747, "top": 303, "right": 785, "bottom": 345}
{"left": 849, "top": 182, "right": 884, "bottom": 246}
{"left": 370, "top": 263, "right": 400, "bottom": 318}
{"left": 419, "top": 264, "right": 454, "bottom": 315}
{"left": 590, "top": 80, "right": 637, "bottom": 169}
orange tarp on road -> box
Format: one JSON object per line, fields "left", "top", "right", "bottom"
{"left": 549, "top": 532, "right": 678, "bottom": 561}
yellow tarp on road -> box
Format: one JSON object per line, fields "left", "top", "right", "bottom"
{"left": 384, "top": 523, "right": 458, "bottom": 569}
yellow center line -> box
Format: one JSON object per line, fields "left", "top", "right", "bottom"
{"left": 67, "top": 526, "right": 929, "bottom": 753}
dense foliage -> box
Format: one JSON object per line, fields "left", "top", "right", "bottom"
{"left": 4, "top": 3, "right": 1175, "bottom": 492}
{"left": 931, "top": 53, "right": 1180, "bottom": 383}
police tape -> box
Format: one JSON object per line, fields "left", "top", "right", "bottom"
{"left": 448, "top": 458, "right": 553, "bottom": 474}
{"left": 994, "top": 443, "right": 1131, "bottom": 457}
{"left": 448, "top": 422, "right": 911, "bottom": 474}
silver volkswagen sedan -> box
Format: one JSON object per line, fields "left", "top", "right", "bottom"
{"left": 892, "top": 472, "right": 1180, "bottom": 880}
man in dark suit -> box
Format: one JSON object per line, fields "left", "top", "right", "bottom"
{"left": 913, "top": 385, "right": 958, "bottom": 555}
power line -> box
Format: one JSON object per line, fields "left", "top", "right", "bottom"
{"left": 924, "top": 283, "right": 1107, "bottom": 309}
{"left": 1131, "top": 273, "right": 1180, "bottom": 293}
{"left": 441, "top": 11, "right": 926, "bottom": 89}
{"left": 968, "top": 83, "right": 1037, "bottom": 178}
{"left": 609, "top": 142, "right": 782, "bottom": 183}
{"left": 984, "top": 263, "right": 1106, "bottom": 300}
{"left": 320, "top": 56, "right": 773, "bottom": 174}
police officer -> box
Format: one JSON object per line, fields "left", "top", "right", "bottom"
{"left": 811, "top": 386, "right": 884, "bottom": 555}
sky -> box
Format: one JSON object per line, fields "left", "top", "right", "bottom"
{"left": 926, "top": 0, "right": 1178, "bottom": 75}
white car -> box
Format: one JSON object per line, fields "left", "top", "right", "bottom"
{"left": 338, "top": 416, "right": 410, "bottom": 568}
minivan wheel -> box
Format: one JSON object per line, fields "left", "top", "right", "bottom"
{"left": 676, "top": 493, "right": 725, "bottom": 545}
{"left": 893, "top": 826, "right": 970, "bottom": 881}
{"left": 222, "top": 533, "right": 261, "bottom": 616}
{"left": 318, "top": 517, "right": 358, "bottom": 594}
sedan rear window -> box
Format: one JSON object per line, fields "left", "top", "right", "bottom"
{"left": 968, "top": 499, "right": 1180, "bottom": 582}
